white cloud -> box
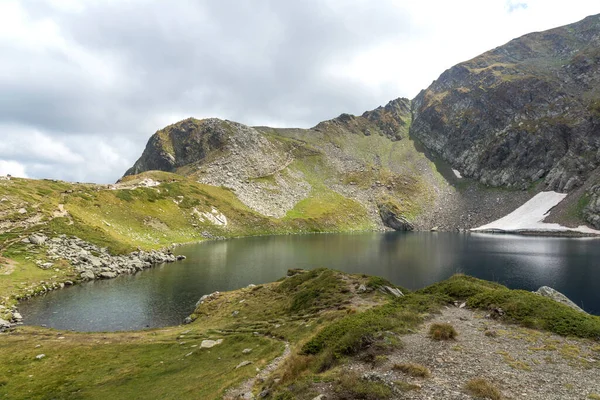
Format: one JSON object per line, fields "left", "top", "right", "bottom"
{"left": 0, "top": 160, "right": 28, "bottom": 178}
{"left": 0, "top": 0, "right": 598, "bottom": 183}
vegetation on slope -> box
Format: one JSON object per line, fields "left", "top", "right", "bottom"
{"left": 1, "top": 268, "right": 599, "bottom": 399}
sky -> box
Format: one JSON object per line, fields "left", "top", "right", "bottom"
{"left": 0, "top": 0, "right": 598, "bottom": 183}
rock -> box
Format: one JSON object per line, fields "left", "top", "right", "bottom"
{"left": 183, "top": 317, "right": 193, "bottom": 324}
{"left": 176, "top": 255, "right": 186, "bottom": 260}
{"left": 99, "top": 271, "right": 117, "bottom": 279}
{"left": 0, "top": 318, "right": 11, "bottom": 330}
{"left": 258, "top": 389, "right": 271, "bottom": 398}
{"left": 18, "top": 208, "right": 27, "bottom": 214}
{"left": 35, "top": 354, "right": 45, "bottom": 360}
{"left": 357, "top": 284, "right": 367, "bottom": 294}
{"left": 235, "top": 360, "right": 252, "bottom": 369}
{"left": 239, "top": 393, "right": 254, "bottom": 400}
{"left": 535, "top": 286, "right": 586, "bottom": 313}
{"left": 12, "top": 312, "right": 22, "bottom": 321}
{"left": 242, "top": 348, "right": 252, "bottom": 354}
{"left": 312, "top": 395, "right": 327, "bottom": 400}
{"left": 384, "top": 286, "right": 403, "bottom": 297}
{"left": 200, "top": 339, "right": 223, "bottom": 349}
{"left": 459, "top": 302, "right": 466, "bottom": 309}
{"left": 231, "top": 310, "right": 239, "bottom": 317}
{"left": 28, "top": 234, "right": 47, "bottom": 245}
{"left": 80, "top": 270, "right": 95, "bottom": 281}
{"left": 377, "top": 202, "right": 414, "bottom": 231}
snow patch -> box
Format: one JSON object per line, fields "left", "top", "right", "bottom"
{"left": 472, "top": 191, "right": 600, "bottom": 235}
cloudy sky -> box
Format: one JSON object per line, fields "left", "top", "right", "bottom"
{"left": 1, "top": 0, "right": 598, "bottom": 183}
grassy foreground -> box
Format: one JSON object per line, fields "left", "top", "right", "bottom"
{"left": 1, "top": 270, "right": 599, "bottom": 399}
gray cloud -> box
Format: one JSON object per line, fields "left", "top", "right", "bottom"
{"left": 1, "top": 1, "right": 596, "bottom": 183}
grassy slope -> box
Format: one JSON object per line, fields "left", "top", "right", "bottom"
{"left": 0, "top": 170, "right": 372, "bottom": 314}
{"left": 1, "top": 271, "right": 598, "bottom": 399}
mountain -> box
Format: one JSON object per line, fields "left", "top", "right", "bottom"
{"left": 411, "top": 14, "right": 600, "bottom": 227}
{"left": 125, "top": 97, "right": 540, "bottom": 232}
{"left": 125, "top": 15, "right": 600, "bottom": 231}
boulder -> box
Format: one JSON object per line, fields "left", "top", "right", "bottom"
{"left": 377, "top": 201, "right": 413, "bottom": 231}
{"left": 535, "top": 286, "right": 586, "bottom": 313}
{"left": 0, "top": 318, "right": 11, "bottom": 330}
{"left": 28, "top": 234, "right": 47, "bottom": 245}
{"left": 235, "top": 360, "right": 252, "bottom": 369}
{"left": 200, "top": 339, "right": 223, "bottom": 349}
{"left": 99, "top": 271, "right": 117, "bottom": 279}
{"left": 80, "top": 270, "right": 95, "bottom": 281}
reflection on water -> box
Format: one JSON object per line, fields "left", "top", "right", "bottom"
{"left": 19, "top": 232, "right": 600, "bottom": 331}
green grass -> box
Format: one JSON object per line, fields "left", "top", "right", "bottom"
{"left": 0, "top": 327, "right": 282, "bottom": 400}
{"left": 421, "top": 274, "right": 600, "bottom": 339}
{"left": 464, "top": 378, "right": 503, "bottom": 400}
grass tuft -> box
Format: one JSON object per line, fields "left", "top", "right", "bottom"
{"left": 464, "top": 378, "right": 503, "bottom": 400}
{"left": 392, "top": 363, "right": 431, "bottom": 378}
{"left": 429, "top": 323, "right": 458, "bottom": 341}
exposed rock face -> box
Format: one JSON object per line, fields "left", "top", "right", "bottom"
{"left": 411, "top": 14, "right": 600, "bottom": 192}
{"left": 124, "top": 118, "right": 232, "bottom": 176}
{"left": 313, "top": 98, "right": 411, "bottom": 141}
{"left": 377, "top": 200, "right": 414, "bottom": 231}
{"left": 535, "top": 286, "right": 586, "bottom": 313}
{"left": 583, "top": 184, "right": 600, "bottom": 228}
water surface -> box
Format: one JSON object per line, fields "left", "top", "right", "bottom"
{"left": 20, "top": 232, "right": 600, "bottom": 331}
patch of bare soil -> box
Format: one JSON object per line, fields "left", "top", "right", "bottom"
{"left": 0, "top": 257, "right": 17, "bottom": 275}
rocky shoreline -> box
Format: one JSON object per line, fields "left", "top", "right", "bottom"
{"left": 0, "top": 233, "right": 186, "bottom": 331}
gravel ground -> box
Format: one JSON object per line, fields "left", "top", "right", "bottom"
{"left": 342, "top": 307, "right": 600, "bottom": 399}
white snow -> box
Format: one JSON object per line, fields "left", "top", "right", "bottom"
{"left": 472, "top": 191, "right": 600, "bottom": 235}
{"left": 452, "top": 169, "right": 462, "bottom": 179}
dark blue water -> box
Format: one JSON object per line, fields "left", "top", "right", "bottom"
{"left": 19, "top": 232, "right": 600, "bottom": 331}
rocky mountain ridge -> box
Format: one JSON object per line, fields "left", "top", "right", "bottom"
{"left": 125, "top": 14, "right": 600, "bottom": 230}
{"left": 411, "top": 14, "right": 600, "bottom": 227}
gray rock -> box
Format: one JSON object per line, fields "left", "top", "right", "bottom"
{"left": 28, "top": 234, "right": 47, "bottom": 245}
{"left": 200, "top": 339, "right": 223, "bottom": 349}
{"left": 377, "top": 202, "right": 413, "bottom": 231}
{"left": 357, "top": 284, "right": 367, "bottom": 293}
{"left": 99, "top": 271, "right": 117, "bottom": 279}
{"left": 80, "top": 270, "right": 95, "bottom": 281}
{"left": 536, "top": 286, "right": 586, "bottom": 313}
{"left": 235, "top": 360, "right": 252, "bottom": 369}
{"left": 384, "top": 286, "right": 404, "bottom": 297}
{"left": 35, "top": 354, "right": 45, "bottom": 360}
{"left": 242, "top": 348, "right": 253, "bottom": 354}
{"left": 0, "top": 318, "right": 11, "bottom": 330}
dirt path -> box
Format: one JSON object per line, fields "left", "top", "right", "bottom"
{"left": 224, "top": 341, "right": 291, "bottom": 399}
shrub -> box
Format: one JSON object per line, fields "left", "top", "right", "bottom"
{"left": 464, "top": 378, "right": 503, "bottom": 400}
{"left": 392, "top": 363, "right": 431, "bottom": 378}
{"left": 429, "top": 323, "right": 458, "bottom": 340}
{"left": 335, "top": 373, "right": 392, "bottom": 400}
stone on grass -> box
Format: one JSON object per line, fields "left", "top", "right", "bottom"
{"left": 235, "top": 360, "right": 252, "bottom": 369}
{"left": 200, "top": 339, "right": 223, "bottom": 349}
{"left": 35, "top": 354, "right": 45, "bottom": 360}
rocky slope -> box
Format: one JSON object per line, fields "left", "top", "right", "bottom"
{"left": 411, "top": 14, "right": 600, "bottom": 227}
{"left": 124, "top": 98, "right": 540, "bottom": 232}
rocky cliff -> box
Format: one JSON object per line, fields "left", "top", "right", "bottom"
{"left": 410, "top": 14, "right": 600, "bottom": 227}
